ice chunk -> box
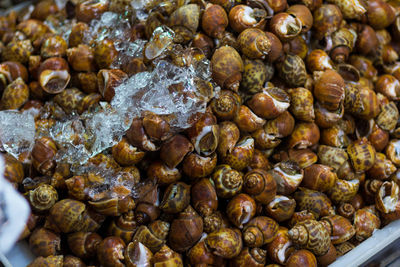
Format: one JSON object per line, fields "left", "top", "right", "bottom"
{"left": 111, "top": 59, "right": 212, "bottom": 130}
{"left": 0, "top": 111, "right": 35, "bottom": 160}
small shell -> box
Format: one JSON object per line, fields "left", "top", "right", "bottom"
{"left": 97, "top": 237, "right": 125, "bottom": 267}
{"left": 153, "top": 245, "right": 183, "bottom": 266}
{"left": 354, "top": 208, "right": 381, "bottom": 241}
{"left": 286, "top": 250, "right": 317, "bottom": 267}
{"left": 202, "top": 4, "right": 229, "bottom": 38}
{"left": 265, "top": 195, "right": 296, "bottom": 222}
{"left": 191, "top": 178, "right": 218, "bottom": 216}
{"left": 271, "top": 161, "right": 304, "bottom": 195}
{"left": 231, "top": 247, "right": 267, "bottom": 267}
{"left": 0, "top": 77, "right": 29, "bottom": 109}
{"left": 124, "top": 241, "right": 153, "bottom": 267}
{"left": 217, "top": 121, "right": 240, "bottom": 158}
{"left": 266, "top": 227, "right": 295, "bottom": 265}
{"left": 286, "top": 122, "right": 320, "bottom": 149}
{"left": 247, "top": 87, "right": 290, "bottom": 119}
{"left": 327, "top": 0, "right": 366, "bottom": 19}
{"left": 313, "top": 69, "right": 345, "bottom": 111}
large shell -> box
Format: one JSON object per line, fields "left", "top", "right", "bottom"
{"left": 28, "top": 184, "right": 58, "bottom": 212}
{"left": 288, "top": 219, "right": 331, "bottom": 256}
{"left": 212, "top": 164, "right": 243, "bottom": 198}
{"left": 294, "top": 187, "right": 335, "bottom": 218}
{"left": 321, "top": 215, "right": 356, "bottom": 244}
{"left": 347, "top": 137, "right": 376, "bottom": 173}
{"left": 242, "top": 216, "right": 279, "bottom": 247}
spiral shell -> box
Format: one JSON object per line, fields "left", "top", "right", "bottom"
{"left": 238, "top": 28, "right": 271, "bottom": 59}
{"left": 153, "top": 245, "right": 183, "bottom": 266}
{"left": 271, "top": 160, "right": 304, "bottom": 195}
{"left": 133, "top": 220, "right": 170, "bottom": 253}
{"left": 288, "top": 219, "right": 331, "bottom": 256}
{"left": 243, "top": 168, "right": 277, "bottom": 204}
{"left": 265, "top": 195, "right": 296, "bottom": 222}
{"left": 191, "top": 178, "right": 218, "bottom": 217}
{"left": 266, "top": 227, "right": 295, "bottom": 265}
{"left": 97, "top": 236, "right": 125, "bottom": 267}
{"left": 212, "top": 164, "right": 243, "bottom": 198}
{"left": 28, "top": 184, "right": 58, "bottom": 212}
{"left": 67, "top": 232, "right": 102, "bottom": 259}
{"left": 231, "top": 247, "right": 267, "bottom": 267}
{"left": 108, "top": 211, "right": 138, "bottom": 244}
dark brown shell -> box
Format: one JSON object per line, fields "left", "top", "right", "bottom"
{"left": 168, "top": 205, "right": 203, "bottom": 252}
{"left": 294, "top": 187, "right": 335, "bottom": 218}
{"left": 242, "top": 216, "right": 279, "bottom": 247}
{"left": 243, "top": 168, "right": 277, "bottom": 204}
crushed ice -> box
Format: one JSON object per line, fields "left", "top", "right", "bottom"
{"left": 0, "top": 110, "right": 35, "bottom": 160}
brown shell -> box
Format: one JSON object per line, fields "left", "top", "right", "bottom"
{"left": 191, "top": 178, "right": 218, "bottom": 217}
{"left": 302, "top": 164, "right": 337, "bottom": 192}
{"left": 354, "top": 208, "right": 381, "bottom": 241}
{"left": 67, "top": 232, "right": 102, "bottom": 259}
{"left": 160, "top": 134, "right": 194, "bottom": 168}
{"left": 240, "top": 58, "right": 268, "bottom": 94}
{"left": 97, "top": 236, "right": 125, "bottom": 267}
{"left": 97, "top": 69, "right": 128, "bottom": 102}
{"left": 182, "top": 153, "right": 217, "bottom": 180}
{"left": 313, "top": 70, "right": 345, "bottom": 111}
{"left": 278, "top": 54, "right": 307, "bottom": 87}
{"left": 328, "top": 178, "right": 360, "bottom": 204}
{"left": 3, "top": 153, "right": 24, "bottom": 185}
{"left": 147, "top": 160, "right": 181, "bottom": 186}
{"left": 112, "top": 137, "right": 146, "bottom": 166}
{"left": 286, "top": 250, "right": 317, "bottom": 267}
{"left": 238, "top": 28, "right": 271, "bottom": 59}
{"left": 227, "top": 193, "right": 257, "bottom": 228}
{"left": 265, "top": 195, "right": 296, "bottom": 222}
{"left": 132, "top": 220, "right": 170, "bottom": 253}
{"left": 266, "top": 227, "right": 295, "bottom": 265}
{"left": 347, "top": 137, "right": 376, "bottom": 173}
{"left": 212, "top": 164, "right": 243, "bottom": 198}
{"left": 288, "top": 87, "right": 315, "bottom": 122}
{"left": 229, "top": 5, "right": 267, "bottom": 33}
{"left": 317, "top": 145, "right": 349, "bottom": 172}
{"left": 294, "top": 187, "right": 335, "bottom": 218}
{"left": 243, "top": 168, "right": 277, "bottom": 204}
{"left": 1, "top": 77, "right": 29, "bottom": 109}
{"left": 124, "top": 241, "right": 153, "bottom": 267}
{"left": 168, "top": 205, "right": 203, "bottom": 252}
{"left": 222, "top": 136, "right": 255, "bottom": 171}
{"left": 321, "top": 215, "right": 355, "bottom": 244}
{"left": 288, "top": 219, "right": 331, "bottom": 256}
{"left": 231, "top": 247, "right": 267, "bottom": 267}
{"left": 28, "top": 184, "right": 58, "bottom": 212}
{"left": 286, "top": 122, "right": 320, "bottom": 149}
{"left": 211, "top": 46, "right": 244, "bottom": 92}
{"left": 108, "top": 211, "right": 138, "bottom": 244}
{"left": 27, "top": 255, "right": 63, "bottom": 267}
{"left": 247, "top": 87, "right": 290, "bottom": 120}
{"left": 306, "top": 49, "right": 335, "bottom": 72}
{"left": 367, "top": 152, "right": 396, "bottom": 180}
{"left": 234, "top": 105, "right": 266, "bottom": 132}
{"left": 271, "top": 160, "right": 304, "bottom": 195}
{"left": 94, "top": 39, "right": 118, "bottom": 69}
{"left": 159, "top": 182, "right": 190, "bottom": 214}
{"left": 205, "top": 228, "right": 243, "bottom": 259}
{"left": 153, "top": 245, "right": 183, "bottom": 266}
{"left": 89, "top": 196, "right": 135, "bottom": 217}
{"left": 211, "top": 90, "right": 241, "bottom": 121}
{"left": 202, "top": 4, "right": 229, "bottom": 38}
{"left": 29, "top": 228, "right": 60, "bottom": 257}
{"left": 312, "top": 4, "right": 343, "bottom": 39}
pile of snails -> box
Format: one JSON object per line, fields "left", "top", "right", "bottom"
{"left": 2, "top": 0, "right": 400, "bottom": 266}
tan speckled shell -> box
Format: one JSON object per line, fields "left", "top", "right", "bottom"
{"left": 288, "top": 219, "right": 331, "bottom": 256}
